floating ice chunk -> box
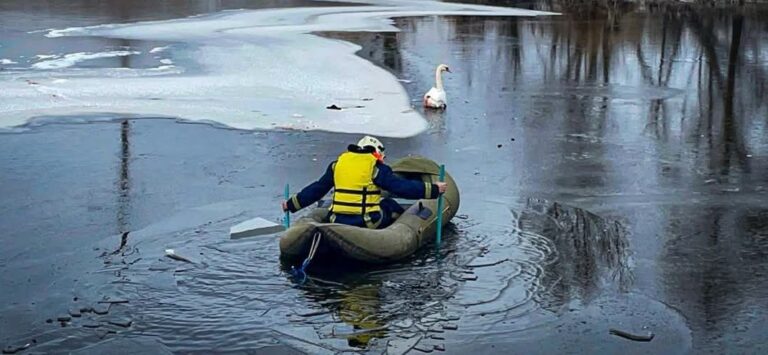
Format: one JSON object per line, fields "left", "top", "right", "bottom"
{"left": 229, "top": 217, "right": 284, "bottom": 239}
{"left": 159, "top": 59, "right": 173, "bottom": 64}
{"left": 35, "top": 54, "right": 60, "bottom": 60}
{"left": 149, "top": 46, "right": 169, "bottom": 53}
{"left": 31, "top": 51, "right": 140, "bottom": 70}
{"left": 45, "top": 24, "right": 113, "bottom": 38}
{"left": 0, "top": 59, "right": 17, "bottom": 65}
{"left": 147, "top": 65, "right": 177, "bottom": 71}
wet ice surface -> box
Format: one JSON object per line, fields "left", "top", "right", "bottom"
{"left": 3, "top": 0, "right": 768, "bottom": 354}
{"left": 0, "top": 0, "right": 552, "bottom": 137}
{"left": 2, "top": 171, "right": 677, "bottom": 353}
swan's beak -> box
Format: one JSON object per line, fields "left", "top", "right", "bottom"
{"left": 446, "top": 67, "right": 451, "bottom": 73}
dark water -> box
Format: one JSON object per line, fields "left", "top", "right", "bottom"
{"left": 2, "top": 0, "right": 768, "bottom": 354}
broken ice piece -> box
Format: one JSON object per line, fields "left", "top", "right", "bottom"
{"left": 229, "top": 217, "right": 284, "bottom": 239}
{"left": 164, "top": 249, "right": 192, "bottom": 263}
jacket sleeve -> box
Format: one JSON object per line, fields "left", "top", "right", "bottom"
{"left": 373, "top": 163, "right": 440, "bottom": 200}
{"left": 286, "top": 162, "right": 335, "bottom": 212}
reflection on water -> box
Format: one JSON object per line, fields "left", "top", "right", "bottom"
{"left": 291, "top": 280, "right": 391, "bottom": 349}
{"left": 116, "top": 120, "right": 131, "bottom": 235}
{"left": 2, "top": 0, "right": 768, "bottom": 353}
{"left": 262, "top": 198, "right": 629, "bottom": 351}
{"left": 326, "top": 2, "right": 768, "bottom": 352}
{"left": 0, "top": 0, "right": 343, "bottom": 29}
{"left": 520, "top": 198, "right": 632, "bottom": 308}
{"left": 660, "top": 205, "right": 768, "bottom": 351}
{"left": 333, "top": 284, "right": 386, "bottom": 348}
{"left": 283, "top": 229, "right": 464, "bottom": 351}
{"left": 344, "top": 3, "right": 767, "bottom": 173}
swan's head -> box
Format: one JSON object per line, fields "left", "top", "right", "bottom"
{"left": 437, "top": 64, "right": 451, "bottom": 73}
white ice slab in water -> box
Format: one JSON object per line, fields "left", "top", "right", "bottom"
{"left": 149, "top": 46, "right": 169, "bottom": 54}
{"left": 31, "top": 51, "right": 140, "bottom": 70}
{"left": 0, "top": 0, "right": 556, "bottom": 137}
{"left": 229, "top": 217, "right": 285, "bottom": 239}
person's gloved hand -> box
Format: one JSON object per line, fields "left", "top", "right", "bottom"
{"left": 281, "top": 200, "right": 289, "bottom": 212}
{"left": 436, "top": 182, "right": 448, "bottom": 194}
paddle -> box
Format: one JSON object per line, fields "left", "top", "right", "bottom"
{"left": 284, "top": 183, "right": 291, "bottom": 229}
{"left": 436, "top": 164, "right": 445, "bottom": 246}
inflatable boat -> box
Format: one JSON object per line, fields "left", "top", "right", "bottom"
{"left": 279, "top": 156, "right": 460, "bottom": 264}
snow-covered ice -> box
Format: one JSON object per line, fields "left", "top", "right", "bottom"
{"left": 0, "top": 0, "right": 555, "bottom": 137}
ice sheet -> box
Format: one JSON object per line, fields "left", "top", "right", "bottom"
{"left": 0, "top": 0, "right": 556, "bottom": 137}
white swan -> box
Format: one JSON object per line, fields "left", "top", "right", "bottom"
{"left": 423, "top": 64, "right": 450, "bottom": 109}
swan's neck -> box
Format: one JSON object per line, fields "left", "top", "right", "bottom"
{"left": 435, "top": 68, "right": 444, "bottom": 91}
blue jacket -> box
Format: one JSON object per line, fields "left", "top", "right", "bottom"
{"left": 286, "top": 148, "right": 440, "bottom": 227}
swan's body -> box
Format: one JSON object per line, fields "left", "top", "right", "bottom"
{"left": 424, "top": 87, "right": 446, "bottom": 109}
{"left": 423, "top": 64, "right": 450, "bottom": 109}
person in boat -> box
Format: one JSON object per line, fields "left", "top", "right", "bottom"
{"left": 281, "top": 135, "right": 448, "bottom": 229}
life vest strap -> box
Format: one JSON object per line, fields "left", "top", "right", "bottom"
{"left": 334, "top": 188, "right": 381, "bottom": 195}
{"left": 330, "top": 201, "right": 370, "bottom": 208}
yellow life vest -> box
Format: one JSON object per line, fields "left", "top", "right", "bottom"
{"left": 331, "top": 152, "right": 381, "bottom": 215}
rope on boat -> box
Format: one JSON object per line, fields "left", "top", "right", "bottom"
{"left": 291, "top": 231, "right": 322, "bottom": 283}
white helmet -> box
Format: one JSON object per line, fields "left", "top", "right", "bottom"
{"left": 357, "top": 135, "right": 385, "bottom": 155}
